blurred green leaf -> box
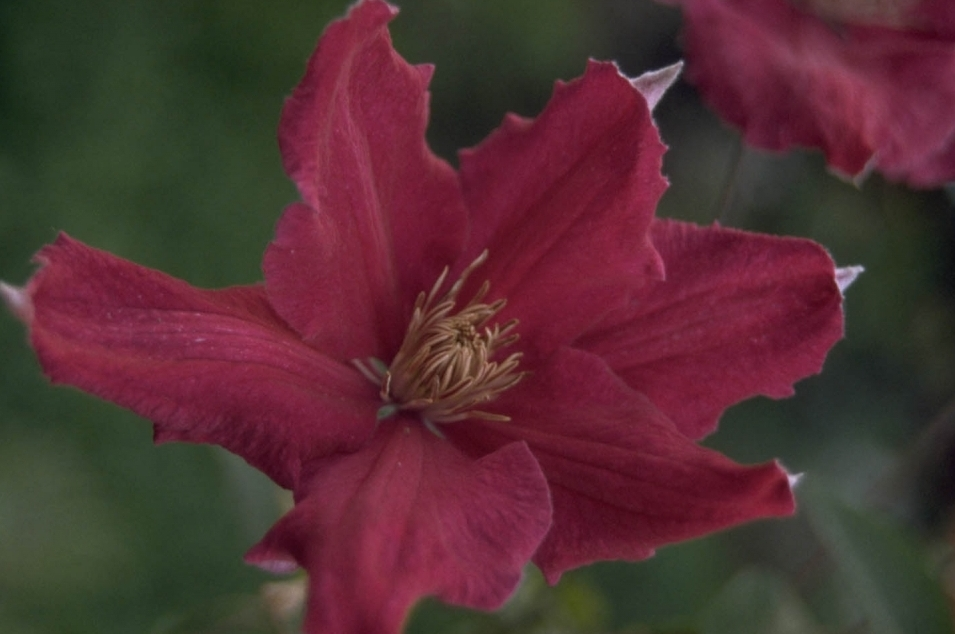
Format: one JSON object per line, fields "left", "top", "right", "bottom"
{"left": 700, "top": 567, "right": 821, "bottom": 634}
{"left": 802, "top": 480, "right": 954, "bottom": 634}
{"left": 585, "top": 536, "right": 733, "bottom": 631}
{"left": 408, "top": 566, "right": 610, "bottom": 634}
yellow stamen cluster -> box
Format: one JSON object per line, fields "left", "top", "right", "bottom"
{"left": 353, "top": 251, "right": 525, "bottom": 429}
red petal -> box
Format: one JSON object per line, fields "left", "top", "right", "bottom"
{"left": 918, "top": 0, "right": 955, "bottom": 37}
{"left": 676, "top": 0, "right": 955, "bottom": 187}
{"left": 577, "top": 219, "right": 845, "bottom": 440}
{"left": 265, "top": 0, "right": 467, "bottom": 360}
{"left": 458, "top": 61, "right": 667, "bottom": 359}
{"left": 449, "top": 348, "right": 794, "bottom": 584}
{"left": 245, "top": 422, "right": 552, "bottom": 634}
{"left": 25, "top": 235, "right": 377, "bottom": 489}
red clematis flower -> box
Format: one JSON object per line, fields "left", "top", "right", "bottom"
{"left": 2, "top": 2, "right": 851, "bottom": 632}
{"left": 667, "top": 0, "right": 955, "bottom": 187}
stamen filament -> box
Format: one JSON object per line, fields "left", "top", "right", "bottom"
{"left": 354, "top": 250, "right": 525, "bottom": 427}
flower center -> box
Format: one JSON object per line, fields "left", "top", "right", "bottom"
{"left": 793, "top": 0, "right": 918, "bottom": 27}
{"left": 352, "top": 251, "right": 525, "bottom": 433}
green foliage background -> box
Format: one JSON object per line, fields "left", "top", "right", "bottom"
{"left": 1, "top": 1, "right": 954, "bottom": 632}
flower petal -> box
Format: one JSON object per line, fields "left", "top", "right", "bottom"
{"left": 457, "top": 60, "right": 667, "bottom": 359}
{"left": 245, "top": 422, "right": 552, "bottom": 634}
{"left": 449, "top": 347, "right": 794, "bottom": 584}
{"left": 919, "top": 0, "right": 955, "bottom": 37}
{"left": 674, "top": 0, "right": 955, "bottom": 186}
{"left": 576, "top": 219, "right": 845, "bottom": 440}
{"left": 265, "top": 0, "right": 467, "bottom": 360}
{"left": 21, "top": 234, "right": 377, "bottom": 489}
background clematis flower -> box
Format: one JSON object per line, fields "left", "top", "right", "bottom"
{"left": 1, "top": 1, "right": 850, "bottom": 633}
{"left": 666, "top": 0, "right": 955, "bottom": 187}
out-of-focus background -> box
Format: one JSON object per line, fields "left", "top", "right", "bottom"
{"left": 1, "top": 1, "right": 954, "bottom": 632}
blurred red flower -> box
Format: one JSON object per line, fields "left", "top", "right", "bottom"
{"left": 669, "top": 0, "right": 955, "bottom": 187}
{"left": 3, "top": 1, "right": 850, "bottom": 632}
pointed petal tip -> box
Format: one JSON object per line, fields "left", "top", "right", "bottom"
{"left": 1, "top": 281, "right": 33, "bottom": 323}
{"left": 629, "top": 61, "right": 684, "bottom": 111}
{"left": 245, "top": 547, "right": 300, "bottom": 575}
{"left": 835, "top": 265, "right": 864, "bottom": 294}
{"left": 348, "top": 0, "right": 398, "bottom": 18}
{"left": 256, "top": 560, "right": 301, "bottom": 575}
{"left": 255, "top": 559, "right": 301, "bottom": 575}
{"left": 827, "top": 151, "right": 877, "bottom": 188}
{"left": 786, "top": 470, "right": 804, "bottom": 490}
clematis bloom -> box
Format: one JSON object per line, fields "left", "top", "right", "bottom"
{"left": 3, "top": 2, "right": 852, "bottom": 633}
{"left": 667, "top": 0, "right": 955, "bottom": 187}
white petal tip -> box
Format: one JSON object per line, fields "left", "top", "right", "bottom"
{"left": 787, "top": 471, "right": 805, "bottom": 489}
{"left": 1, "top": 282, "right": 33, "bottom": 323}
{"left": 835, "top": 266, "right": 864, "bottom": 294}
{"left": 250, "top": 558, "right": 300, "bottom": 575}
{"left": 852, "top": 155, "right": 878, "bottom": 188}
{"left": 629, "top": 61, "right": 683, "bottom": 112}
{"left": 831, "top": 154, "right": 876, "bottom": 187}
